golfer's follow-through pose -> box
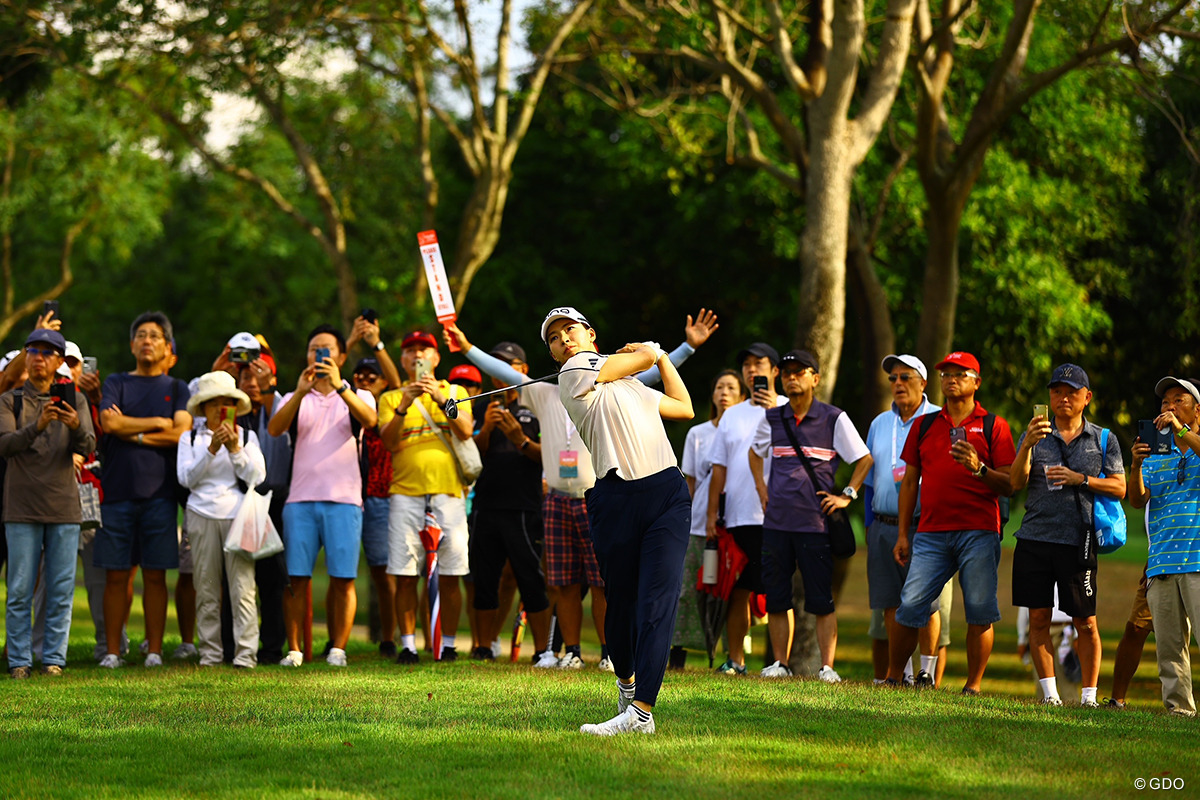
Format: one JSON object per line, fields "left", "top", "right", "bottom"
{"left": 542, "top": 306, "right": 694, "bottom": 736}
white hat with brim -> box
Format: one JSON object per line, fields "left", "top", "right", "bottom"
{"left": 64, "top": 341, "right": 83, "bottom": 363}
{"left": 881, "top": 354, "right": 928, "bottom": 381}
{"left": 1155, "top": 376, "right": 1200, "bottom": 405}
{"left": 187, "top": 371, "right": 252, "bottom": 418}
{"left": 540, "top": 306, "right": 592, "bottom": 343}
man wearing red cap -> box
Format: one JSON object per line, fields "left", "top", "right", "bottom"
{"left": 379, "top": 331, "right": 475, "bottom": 663}
{"left": 887, "top": 351, "right": 1016, "bottom": 695}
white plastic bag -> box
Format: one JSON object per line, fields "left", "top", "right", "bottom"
{"left": 224, "top": 489, "right": 284, "bottom": 560}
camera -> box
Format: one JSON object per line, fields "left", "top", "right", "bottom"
{"left": 229, "top": 347, "right": 259, "bottom": 365}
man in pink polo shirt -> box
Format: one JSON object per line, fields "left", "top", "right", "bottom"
{"left": 268, "top": 324, "right": 377, "bottom": 667}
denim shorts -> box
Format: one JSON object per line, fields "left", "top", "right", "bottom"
{"left": 867, "top": 519, "right": 941, "bottom": 614}
{"left": 93, "top": 498, "right": 179, "bottom": 571}
{"left": 361, "top": 496, "right": 390, "bottom": 568}
{"left": 896, "top": 529, "right": 1000, "bottom": 628}
{"left": 282, "top": 501, "right": 363, "bottom": 579}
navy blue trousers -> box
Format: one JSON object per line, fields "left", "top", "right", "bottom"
{"left": 586, "top": 467, "right": 691, "bottom": 706}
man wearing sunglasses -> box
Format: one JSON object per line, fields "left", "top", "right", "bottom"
{"left": 1129, "top": 376, "right": 1200, "bottom": 716}
{"left": 887, "top": 351, "right": 1016, "bottom": 695}
{"left": 863, "top": 354, "right": 949, "bottom": 687}
{"left": 1009, "top": 364, "right": 1125, "bottom": 707}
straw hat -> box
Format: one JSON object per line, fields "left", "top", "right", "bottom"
{"left": 187, "top": 371, "right": 251, "bottom": 418}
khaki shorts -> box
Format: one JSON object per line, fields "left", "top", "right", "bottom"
{"left": 1128, "top": 567, "right": 1153, "bottom": 631}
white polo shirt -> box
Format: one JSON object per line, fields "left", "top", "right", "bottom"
{"left": 558, "top": 351, "right": 676, "bottom": 481}
{"left": 709, "top": 396, "right": 788, "bottom": 528}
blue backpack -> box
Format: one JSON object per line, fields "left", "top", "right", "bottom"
{"left": 1093, "top": 428, "right": 1127, "bottom": 554}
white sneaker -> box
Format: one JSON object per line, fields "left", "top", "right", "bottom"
{"left": 491, "top": 637, "right": 503, "bottom": 659}
{"left": 144, "top": 653, "right": 163, "bottom": 668}
{"left": 818, "top": 665, "right": 842, "bottom": 684}
{"left": 558, "top": 653, "right": 585, "bottom": 670}
{"left": 279, "top": 650, "right": 303, "bottom": 667}
{"left": 139, "top": 640, "right": 150, "bottom": 655}
{"left": 172, "top": 643, "right": 198, "bottom": 660}
{"left": 326, "top": 648, "right": 348, "bottom": 667}
{"left": 1039, "top": 696, "right": 1063, "bottom": 706}
{"left": 533, "top": 650, "right": 560, "bottom": 669}
{"left": 98, "top": 654, "right": 125, "bottom": 669}
{"left": 617, "top": 680, "right": 636, "bottom": 715}
{"left": 580, "top": 706, "right": 655, "bottom": 736}
{"left": 598, "top": 656, "right": 615, "bottom": 673}
{"left": 761, "top": 660, "right": 792, "bottom": 678}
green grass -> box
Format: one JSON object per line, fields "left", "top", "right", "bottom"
{"left": 0, "top": 652, "right": 1193, "bottom": 799}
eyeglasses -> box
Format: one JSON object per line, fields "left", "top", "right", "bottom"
{"left": 24, "top": 346, "right": 59, "bottom": 358}
{"left": 133, "top": 331, "right": 165, "bottom": 342}
{"left": 354, "top": 373, "right": 381, "bottom": 382}
{"left": 940, "top": 371, "right": 978, "bottom": 381}
{"left": 782, "top": 367, "right": 814, "bottom": 377}
{"left": 888, "top": 373, "right": 918, "bottom": 383}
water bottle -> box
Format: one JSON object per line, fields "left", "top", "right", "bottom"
{"left": 702, "top": 539, "right": 719, "bottom": 585}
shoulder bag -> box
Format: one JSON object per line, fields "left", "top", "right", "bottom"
{"left": 415, "top": 397, "right": 483, "bottom": 485}
{"left": 777, "top": 406, "right": 856, "bottom": 559}
{"left": 1093, "top": 428, "right": 1127, "bottom": 554}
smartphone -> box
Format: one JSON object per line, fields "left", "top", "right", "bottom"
{"left": 949, "top": 426, "right": 967, "bottom": 447}
{"left": 1138, "top": 420, "right": 1173, "bottom": 455}
{"left": 361, "top": 307, "right": 377, "bottom": 324}
{"left": 43, "top": 299, "right": 60, "bottom": 323}
{"left": 229, "top": 347, "right": 258, "bottom": 365}
{"left": 415, "top": 356, "right": 431, "bottom": 382}
{"left": 49, "top": 382, "right": 73, "bottom": 407}
{"left": 752, "top": 375, "right": 768, "bottom": 393}
{"left": 82, "top": 356, "right": 98, "bottom": 375}
{"left": 315, "top": 347, "right": 331, "bottom": 365}
{"left": 1033, "top": 404, "right": 1049, "bottom": 421}
{"left": 221, "top": 406, "right": 237, "bottom": 426}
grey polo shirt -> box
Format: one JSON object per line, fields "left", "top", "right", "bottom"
{"left": 1014, "top": 418, "right": 1123, "bottom": 545}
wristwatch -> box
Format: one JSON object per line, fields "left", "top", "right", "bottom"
{"left": 335, "top": 381, "right": 350, "bottom": 394}
{"left": 373, "top": 340, "right": 386, "bottom": 352}
{"left": 841, "top": 486, "right": 858, "bottom": 501}
{"left": 973, "top": 463, "right": 988, "bottom": 478}
{"left": 1177, "top": 424, "right": 1191, "bottom": 438}
{"left": 519, "top": 438, "right": 531, "bottom": 451}
{"left": 137, "top": 432, "right": 145, "bottom": 445}
{"left": 1082, "top": 475, "right": 1090, "bottom": 489}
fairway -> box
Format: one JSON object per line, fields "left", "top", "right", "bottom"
{"left": 2, "top": 534, "right": 1194, "bottom": 799}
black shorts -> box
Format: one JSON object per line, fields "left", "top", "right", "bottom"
{"left": 1011, "top": 538, "right": 1097, "bottom": 618}
{"left": 728, "top": 525, "right": 764, "bottom": 594}
{"left": 762, "top": 529, "right": 834, "bottom": 616}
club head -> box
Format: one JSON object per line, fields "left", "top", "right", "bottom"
{"left": 443, "top": 398, "right": 459, "bottom": 420}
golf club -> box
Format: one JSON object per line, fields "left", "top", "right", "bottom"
{"left": 443, "top": 367, "right": 595, "bottom": 419}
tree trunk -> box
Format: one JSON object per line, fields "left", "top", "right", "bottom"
{"left": 847, "top": 220, "right": 895, "bottom": 419}
{"left": 795, "top": 123, "right": 853, "bottom": 403}
{"left": 786, "top": 574, "right": 822, "bottom": 676}
{"left": 331, "top": 248, "right": 360, "bottom": 334}
{"left": 915, "top": 192, "right": 966, "bottom": 403}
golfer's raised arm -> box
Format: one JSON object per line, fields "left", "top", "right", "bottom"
{"left": 445, "top": 322, "right": 529, "bottom": 388}
{"left": 656, "top": 350, "right": 693, "bottom": 421}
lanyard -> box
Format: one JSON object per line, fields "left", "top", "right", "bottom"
{"left": 563, "top": 407, "right": 577, "bottom": 448}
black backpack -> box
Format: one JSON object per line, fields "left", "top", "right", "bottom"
{"left": 916, "top": 410, "right": 1011, "bottom": 530}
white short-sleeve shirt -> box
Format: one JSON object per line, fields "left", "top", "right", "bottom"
{"left": 557, "top": 351, "right": 676, "bottom": 481}
{"left": 710, "top": 397, "right": 787, "bottom": 528}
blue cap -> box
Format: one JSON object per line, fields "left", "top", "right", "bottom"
{"left": 1047, "top": 363, "right": 1089, "bottom": 390}
{"left": 25, "top": 328, "right": 66, "bottom": 355}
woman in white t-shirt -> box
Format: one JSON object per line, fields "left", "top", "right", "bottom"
{"left": 670, "top": 370, "right": 746, "bottom": 668}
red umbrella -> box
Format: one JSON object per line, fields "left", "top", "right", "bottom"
{"left": 419, "top": 497, "right": 443, "bottom": 660}
{"left": 694, "top": 495, "right": 749, "bottom": 667}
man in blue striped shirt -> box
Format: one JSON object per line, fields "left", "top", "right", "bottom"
{"left": 1129, "top": 376, "right": 1200, "bottom": 716}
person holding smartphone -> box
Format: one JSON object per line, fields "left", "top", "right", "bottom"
{"left": 177, "top": 371, "right": 266, "bottom": 668}
{"left": 887, "top": 351, "right": 1016, "bottom": 695}
{"left": 0, "top": 329, "right": 95, "bottom": 677}
{"left": 705, "top": 342, "right": 786, "bottom": 675}
{"left": 1009, "top": 364, "right": 1125, "bottom": 707}
{"left": 268, "top": 324, "right": 377, "bottom": 667}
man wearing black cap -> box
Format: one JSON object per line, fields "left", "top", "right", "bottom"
{"left": 0, "top": 329, "right": 95, "bottom": 677}
{"left": 1010, "top": 364, "right": 1125, "bottom": 707}
{"left": 1129, "top": 376, "right": 1200, "bottom": 716}
{"left": 749, "top": 349, "right": 871, "bottom": 681}
{"left": 467, "top": 341, "right": 553, "bottom": 662}
{"left": 706, "top": 341, "right": 786, "bottom": 674}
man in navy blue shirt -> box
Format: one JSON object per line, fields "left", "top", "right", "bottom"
{"left": 749, "top": 350, "right": 871, "bottom": 681}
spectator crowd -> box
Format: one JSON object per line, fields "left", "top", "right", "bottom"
{"left": 1, "top": 307, "right": 1196, "bottom": 720}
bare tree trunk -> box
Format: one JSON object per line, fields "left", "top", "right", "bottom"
{"left": 915, "top": 193, "right": 966, "bottom": 403}
{"left": 847, "top": 220, "right": 895, "bottom": 419}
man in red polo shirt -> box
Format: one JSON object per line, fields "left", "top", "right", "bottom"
{"left": 886, "top": 351, "right": 1016, "bottom": 695}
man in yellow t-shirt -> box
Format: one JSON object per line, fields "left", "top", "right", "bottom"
{"left": 379, "top": 331, "right": 474, "bottom": 663}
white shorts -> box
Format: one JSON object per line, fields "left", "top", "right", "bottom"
{"left": 387, "top": 494, "right": 469, "bottom": 577}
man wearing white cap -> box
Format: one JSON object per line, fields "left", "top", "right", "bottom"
{"left": 863, "top": 354, "right": 947, "bottom": 687}
{"left": 1129, "top": 376, "right": 1200, "bottom": 716}
{"left": 544, "top": 306, "right": 694, "bottom": 735}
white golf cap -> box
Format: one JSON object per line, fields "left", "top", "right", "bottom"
{"left": 881, "top": 354, "right": 927, "bottom": 381}
{"left": 540, "top": 306, "right": 592, "bottom": 343}
{"left": 56, "top": 363, "right": 72, "bottom": 378}
{"left": 227, "top": 331, "right": 260, "bottom": 351}
{"left": 64, "top": 341, "right": 83, "bottom": 363}
{"left": 1155, "top": 376, "right": 1200, "bottom": 404}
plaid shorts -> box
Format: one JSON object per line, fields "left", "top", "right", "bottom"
{"left": 542, "top": 492, "right": 604, "bottom": 588}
